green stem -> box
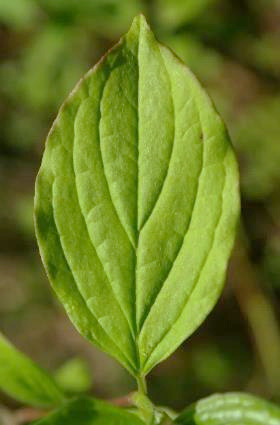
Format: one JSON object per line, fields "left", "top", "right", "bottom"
{"left": 132, "top": 380, "right": 154, "bottom": 425}
{"left": 137, "top": 375, "right": 147, "bottom": 395}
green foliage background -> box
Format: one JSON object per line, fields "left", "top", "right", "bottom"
{"left": 1, "top": 0, "right": 280, "bottom": 412}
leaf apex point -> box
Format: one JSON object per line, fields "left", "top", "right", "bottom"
{"left": 130, "top": 13, "right": 150, "bottom": 33}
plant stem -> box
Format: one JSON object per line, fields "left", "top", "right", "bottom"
{"left": 137, "top": 375, "right": 147, "bottom": 395}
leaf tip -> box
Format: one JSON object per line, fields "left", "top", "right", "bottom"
{"left": 129, "top": 13, "right": 150, "bottom": 34}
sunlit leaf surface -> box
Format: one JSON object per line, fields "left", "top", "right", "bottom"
{"left": 35, "top": 15, "right": 239, "bottom": 378}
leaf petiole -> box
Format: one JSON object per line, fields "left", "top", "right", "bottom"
{"left": 136, "top": 375, "right": 147, "bottom": 395}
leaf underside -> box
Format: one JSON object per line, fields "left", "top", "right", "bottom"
{"left": 176, "top": 392, "right": 280, "bottom": 425}
{"left": 34, "top": 15, "right": 239, "bottom": 377}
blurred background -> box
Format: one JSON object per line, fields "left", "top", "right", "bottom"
{"left": 1, "top": 0, "right": 280, "bottom": 415}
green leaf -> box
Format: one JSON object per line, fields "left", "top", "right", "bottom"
{"left": 176, "top": 392, "right": 280, "bottom": 424}
{"left": 54, "top": 357, "right": 92, "bottom": 394}
{"left": 34, "top": 14, "right": 240, "bottom": 378}
{"left": 33, "top": 397, "right": 145, "bottom": 425}
{"left": 0, "top": 333, "right": 64, "bottom": 407}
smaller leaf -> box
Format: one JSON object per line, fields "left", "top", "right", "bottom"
{"left": 0, "top": 333, "right": 64, "bottom": 407}
{"left": 33, "top": 397, "right": 145, "bottom": 425}
{"left": 54, "top": 357, "right": 92, "bottom": 394}
{"left": 175, "top": 392, "right": 280, "bottom": 425}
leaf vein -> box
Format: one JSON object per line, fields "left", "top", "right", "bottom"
{"left": 143, "top": 156, "right": 227, "bottom": 369}
{"left": 138, "top": 110, "right": 205, "bottom": 333}
{"left": 98, "top": 83, "right": 137, "bottom": 251}
{"left": 138, "top": 71, "right": 176, "bottom": 233}
{"left": 50, "top": 176, "right": 136, "bottom": 373}
{"left": 72, "top": 83, "right": 137, "bottom": 341}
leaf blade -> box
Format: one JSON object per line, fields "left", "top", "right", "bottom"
{"left": 33, "top": 397, "right": 145, "bottom": 425}
{"left": 0, "top": 333, "right": 64, "bottom": 407}
{"left": 176, "top": 392, "right": 280, "bottom": 425}
{"left": 34, "top": 14, "right": 240, "bottom": 377}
